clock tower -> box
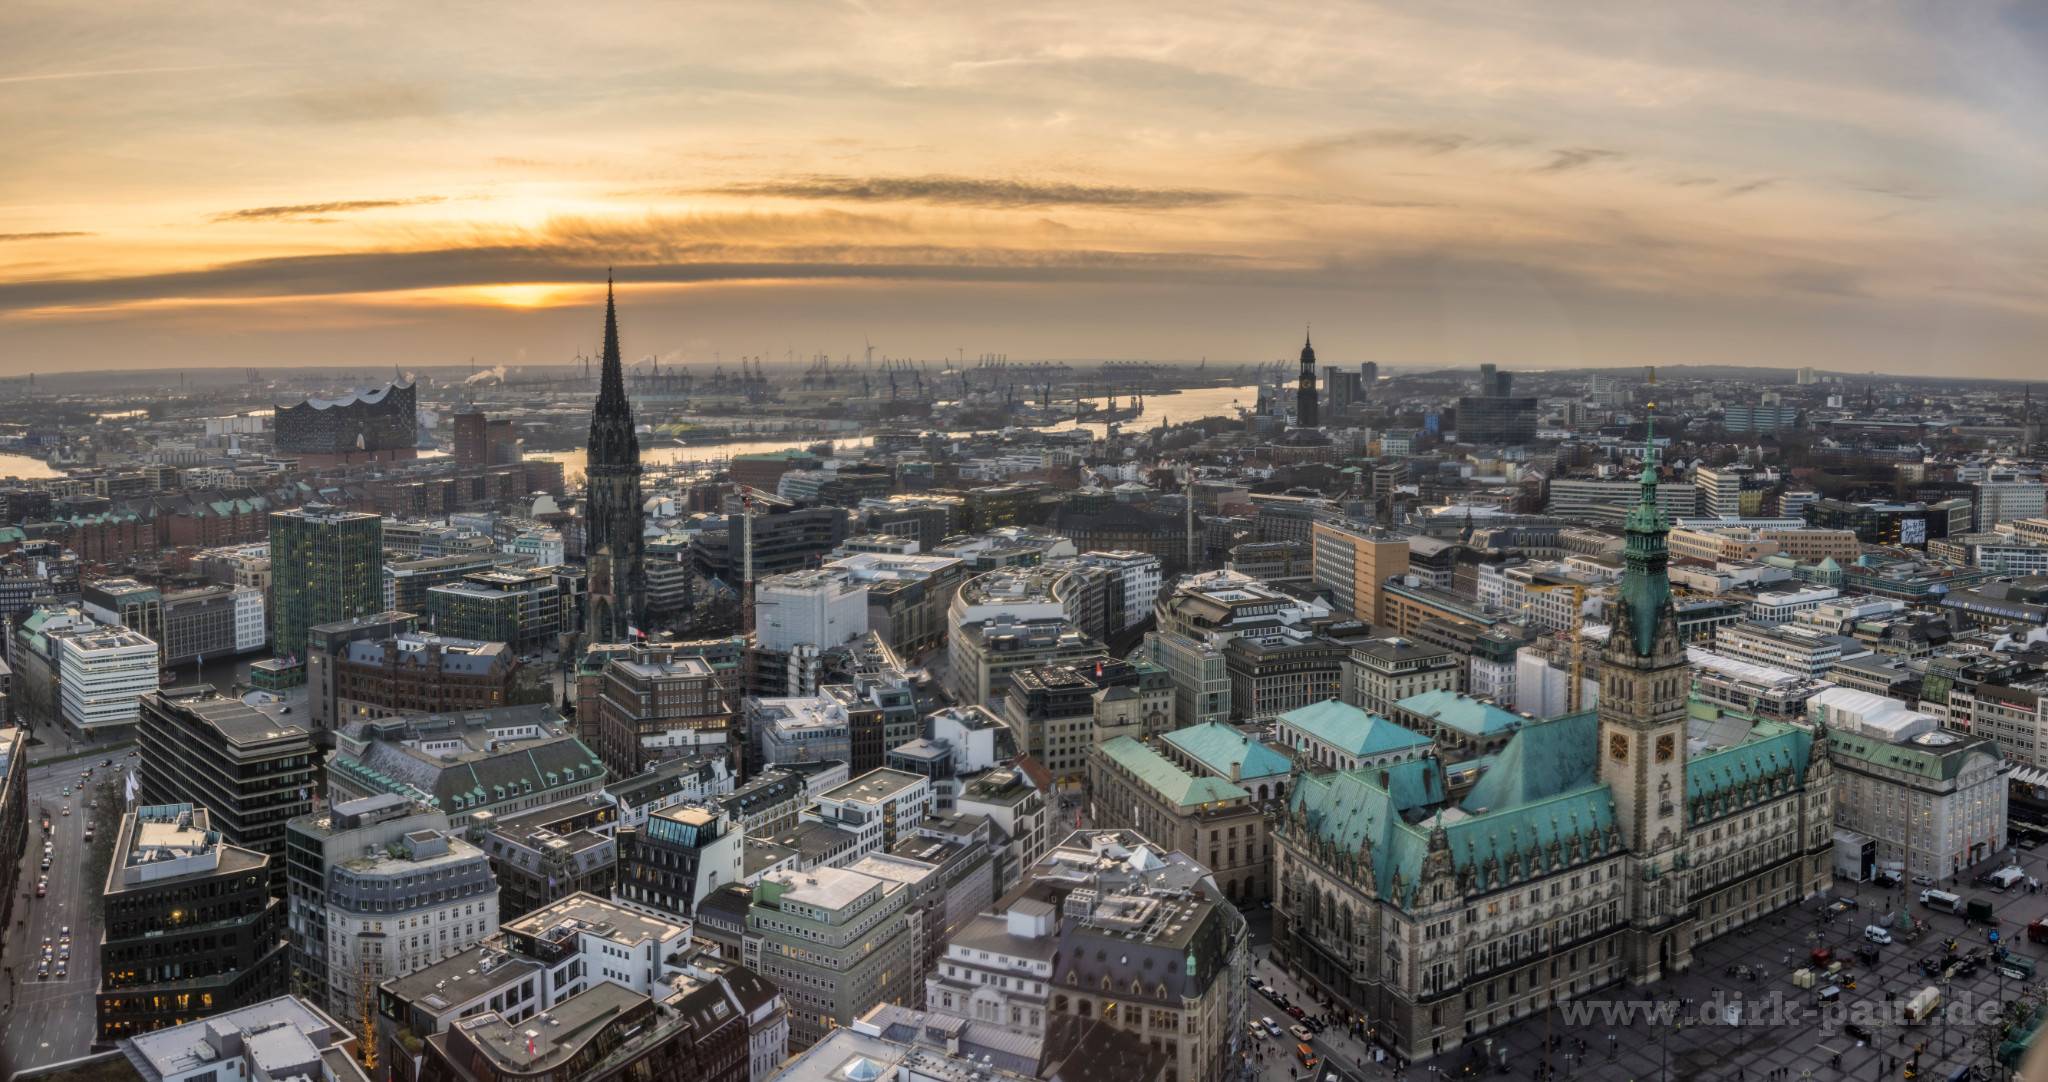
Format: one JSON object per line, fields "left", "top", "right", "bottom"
{"left": 1595, "top": 378, "right": 1697, "bottom": 982}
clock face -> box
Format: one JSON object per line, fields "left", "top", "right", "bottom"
{"left": 1609, "top": 733, "right": 1628, "bottom": 761}
{"left": 1656, "top": 734, "right": 1675, "bottom": 762}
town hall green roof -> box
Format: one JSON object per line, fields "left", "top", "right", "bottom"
{"left": 1397, "top": 690, "right": 1527, "bottom": 739}
{"left": 1278, "top": 700, "right": 1432, "bottom": 758}
{"left": 1098, "top": 736, "right": 1248, "bottom": 807}
{"left": 1161, "top": 722, "right": 1292, "bottom": 781}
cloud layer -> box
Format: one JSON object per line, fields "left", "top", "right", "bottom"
{"left": 1, "top": 0, "right": 2044, "bottom": 375}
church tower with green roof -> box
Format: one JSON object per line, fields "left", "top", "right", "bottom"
{"left": 1593, "top": 372, "right": 1698, "bottom": 982}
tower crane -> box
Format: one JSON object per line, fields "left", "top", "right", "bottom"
{"left": 1522, "top": 580, "right": 1618, "bottom": 715}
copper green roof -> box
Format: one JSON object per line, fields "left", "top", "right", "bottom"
{"left": 1161, "top": 722, "right": 1292, "bottom": 781}
{"left": 1396, "top": 690, "right": 1526, "bottom": 739}
{"left": 1278, "top": 700, "right": 1432, "bottom": 758}
{"left": 1687, "top": 723, "right": 1815, "bottom": 825}
{"left": 1459, "top": 709, "right": 1600, "bottom": 813}
{"left": 1097, "top": 736, "right": 1248, "bottom": 807}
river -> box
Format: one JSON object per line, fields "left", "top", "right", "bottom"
{"left": 547, "top": 382, "right": 1260, "bottom": 484}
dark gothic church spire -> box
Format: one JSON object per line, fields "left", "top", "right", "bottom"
{"left": 1296, "top": 328, "right": 1319, "bottom": 429}
{"left": 585, "top": 273, "right": 646, "bottom": 648}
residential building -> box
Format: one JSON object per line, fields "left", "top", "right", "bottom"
{"left": 138, "top": 688, "right": 319, "bottom": 891}
{"left": 96, "top": 804, "right": 287, "bottom": 1041}
{"left": 282, "top": 793, "right": 498, "bottom": 1024}
{"left": 743, "top": 866, "right": 921, "bottom": 1049}
{"left": 956, "top": 765, "right": 1050, "bottom": 894}
{"left": 270, "top": 504, "right": 384, "bottom": 661}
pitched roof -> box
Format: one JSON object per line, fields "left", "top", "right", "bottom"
{"left": 1458, "top": 710, "right": 1600, "bottom": 813}
{"left": 1096, "top": 737, "right": 1247, "bottom": 807}
{"left": 1396, "top": 689, "right": 1527, "bottom": 739}
{"left": 1160, "top": 722, "right": 1292, "bottom": 781}
{"left": 1686, "top": 723, "right": 1816, "bottom": 825}
{"left": 1278, "top": 699, "right": 1433, "bottom": 758}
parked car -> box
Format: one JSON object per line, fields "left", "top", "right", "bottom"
{"left": 1284, "top": 1005, "right": 1306, "bottom": 1021}
{"left": 1865, "top": 925, "right": 1894, "bottom": 945}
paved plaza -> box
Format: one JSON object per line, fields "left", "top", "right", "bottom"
{"left": 1249, "top": 850, "right": 2048, "bottom": 1082}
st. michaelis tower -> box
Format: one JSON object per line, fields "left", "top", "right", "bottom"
{"left": 585, "top": 276, "right": 647, "bottom": 643}
{"left": 1593, "top": 374, "right": 1697, "bottom": 982}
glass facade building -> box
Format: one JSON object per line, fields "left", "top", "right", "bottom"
{"left": 269, "top": 505, "right": 384, "bottom": 661}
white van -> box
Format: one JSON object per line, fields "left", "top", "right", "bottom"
{"left": 1864, "top": 924, "right": 1893, "bottom": 944}
{"left": 1988, "top": 866, "right": 2024, "bottom": 890}
{"left": 1920, "top": 889, "right": 1962, "bottom": 913}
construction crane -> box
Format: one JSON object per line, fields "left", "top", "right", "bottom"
{"left": 1522, "top": 580, "right": 1617, "bottom": 715}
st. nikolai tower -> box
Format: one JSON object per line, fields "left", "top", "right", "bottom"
{"left": 1594, "top": 370, "right": 1697, "bottom": 982}
{"left": 1296, "top": 331, "right": 1319, "bottom": 429}
{"left": 585, "top": 275, "right": 647, "bottom": 644}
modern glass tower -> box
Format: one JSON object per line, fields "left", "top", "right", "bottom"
{"left": 268, "top": 503, "right": 384, "bottom": 661}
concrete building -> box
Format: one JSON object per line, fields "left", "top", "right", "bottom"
{"left": 58, "top": 626, "right": 160, "bottom": 732}
{"left": 590, "top": 649, "right": 735, "bottom": 778}
{"left": 1811, "top": 688, "right": 2010, "bottom": 880}
{"left": 321, "top": 631, "right": 514, "bottom": 728}
{"left": 756, "top": 569, "right": 870, "bottom": 655}
{"left": 138, "top": 688, "right": 318, "bottom": 891}
{"left": 1341, "top": 636, "right": 1463, "bottom": 719}
{"left": 1087, "top": 737, "right": 1269, "bottom": 904}
{"left": 948, "top": 617, "right": 1102, "bottom": 710}
{"left": 809, "top": 768, "right": 930, "bottom": 857}
{"left": 282, "top": 793, "right": 498, "bottom": 1024}
{"left": 122, "top": 996, "right": 367, "bottom": 1082}
{"left": 465, "top": 799, "right": 618, "bottom": 920}
{"left": 1075, "top": 550, "right": 1163, "bottom": 634}
{"left": 956, "top": 765, "right": 1051, "bottom": 894}
{"left": 1693, "top": 466, "right": 1745, "bottom": 520}
{"left": 1310, "top": 521, "right": 1410, "bottom": 626}
{"left": 325, "top": 704, "right": 605, "bottom": 827}
{"left": 743, "top": 866, "right": 921, "bottom": 1049}
{"left": 1713, "top": 621, "right": 1846, "bottom": 677}
{"left": 602, "top": 755, "right": 736, "bottom": 829}
{"left": 426, "top": 567, "right": 561, "bottom": 652}
{"left": 96, "top": 804, "right": 287, "bottom": 1042}
{"left": 1140, "top": 630, "right": 1231, "bottom": 729}
{"left": 747, "top": 695, "right": 853, "bottom": 771}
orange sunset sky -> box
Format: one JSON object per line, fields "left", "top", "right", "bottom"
{"left": 3, "top": 1, "right": 2045, "bottom": 376}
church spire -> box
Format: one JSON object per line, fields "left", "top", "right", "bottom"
{"left": 597, "top": 271, "right": 628, "bottom": 415}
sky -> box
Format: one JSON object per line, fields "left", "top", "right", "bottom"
{"left": 3, "top": 1, "right": 2046, "bottom": 378}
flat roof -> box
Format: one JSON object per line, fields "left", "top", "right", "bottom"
{"left": 822, "top": 768, "right": 926, "bottom": 805}
{"left": 505, "top": 892, "right": 688, "bottom": 949}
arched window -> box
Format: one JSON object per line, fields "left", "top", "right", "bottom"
{"left": 1053, "top": 995, "right": 1069, "bottom": 1013}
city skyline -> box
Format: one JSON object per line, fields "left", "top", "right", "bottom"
{"left": 4, "top": 1, "right": 2045, "bottom": 376}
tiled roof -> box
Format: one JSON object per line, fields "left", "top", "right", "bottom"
{"left": 1396, "top": 690, "right": 1527, "bottom": 738}
{"left": 1278, "top": 700, "right": 1432, "bottom": 757}
{"left": 1096, "top": 737, "right": 1247, "bottom": 807}
{"left": 1160, "top": 722, "right": 1292, "bottom": 781}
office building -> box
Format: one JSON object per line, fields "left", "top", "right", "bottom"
{"left": 427, "top": 567, "right": 561, "bottom": 652}
{"left": 96, "top": 804, "right": 287, "bottom": 1041}
{"left": 743, "top": 866, "right": 920, "bottom": 1050}
{"left": 465, "top": 800, "right": 617, "bottom": 921}
{"left": 270, "top": 504, "right": 384, "bottom": 661}
{"left": 1693, "top": 466, "right": 1746, "bottom": 520}
{"left": 589, "top": 646, "right": 735, "bottom": 778}
{"left": 59, "top": 626, "right": 160, "bottom": 732}
{"left": 617, "top": 799, "right": 744, "bottom": 918}
{"left": 1340, "top": 636, "right": 1463, "bottom": 718}
{"left": 282, "top": 793, "right": 498, "bottom": 1024}
{"left": 138, "top": 688, "right": 318, "bottom": 891}
{"left": 955, "top": 765, "right": 1051, "bottom": 894}
{"left": 325, "top": 704, "right": 605, "bottom": 827}
{"left": 123, "top": 996, "right": 368, "bottom": 1082}
{"left": 385, "top": 552, "right": 499, "bottom": 613}
{"left": 755, "top": 570, "right": 868, "bottom": 654}
{"left": 1086, "top": 737, "right": 1269, "bottom": 905}
{"left": 317, "top": 631, "right": 513, "bottom": 729}
{"left": 602, "top": 755, "right": 736, "bottom": 829}
{"left": 1456, "top": 363, "right": 1539, "bottom": 444}
{"left": 1812, "top": 688, "right": 2010, "bottom": 880}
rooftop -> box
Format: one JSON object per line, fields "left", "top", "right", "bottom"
{"left": 505, "top": 892, "right": 689, "bottom": 950}
{"left": 1276, "top": 699, "right": 1435, "bottom": 757}
{"left": 821, "top": 768, "right": 927, "bottom": 805}
{"left": 1158, "top": 722, "right": 1292, "bottom": 781}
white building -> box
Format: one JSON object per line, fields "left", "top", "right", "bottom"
{"left": 232, "top": 584, "right": 267, "bottom": 652}
{"left": 806, "top": 768, "right": 931, "bottom": 859}
{"left": 1976, "top": 479, "right": 2047, "bottom": 532}
{"left": 58, "top": 627, "right": 159, "bottom": 731}
{"left": 1749, "top": 586, "right": 1840, "bottom": 623}
{"left": 1694, "top": 466, "right": 1746, "bottom": 519}
{"left": 126, "top": 996, "right": 369, "bottom": 1082}
{"left": 1077, "top": 550, "right": 1163, "bottom": 633}
{"left": 1715, "top": 621, "right": 1847, "bottom": 677}
{"left": 504, "top": 529, "right": 565, "bottom": 567}
{"left": 757, "top": 570, "right": 869, "bottom": 655}
{"left": 925, "top": 899, "right": 1059, "bottom": 1035}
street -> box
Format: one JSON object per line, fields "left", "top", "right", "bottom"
{"left": 0, "top": 746, "right": 130, "bottom": 1077}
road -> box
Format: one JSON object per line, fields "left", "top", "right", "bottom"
{"left": 0, "top": 748, "right": 132, "bottom": 1077}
